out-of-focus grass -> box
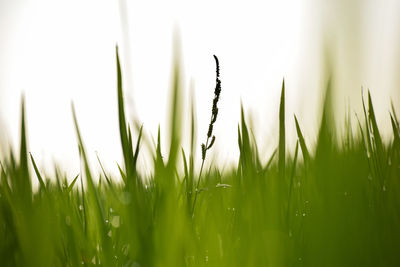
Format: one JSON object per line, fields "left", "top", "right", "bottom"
{"left": 0, "top": 48, "right": 399, "bottom": 267}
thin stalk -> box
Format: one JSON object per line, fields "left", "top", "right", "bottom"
{"left": 191, "top": 55, "right": 221, "bottom": 216}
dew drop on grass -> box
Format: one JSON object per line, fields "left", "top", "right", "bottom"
{"left": 122, "top": 244, "right": 130, "bottom": 256}
{"left": 302, "top": 213, "right": 306, "bottom": 217}
{"left": 216, "top": 183, "right": 232, "bottom": 188}
{"left": 382, "top": 185, "right": 387, "bottom": 192}
{"left": 111, "top": 216, "right": 120, "bottom": 228}
{"left": 105, "top": 219, "right": 109, "bottom": 224}
{"left": 79, "top": 204, "right": 83, "bottom": 211}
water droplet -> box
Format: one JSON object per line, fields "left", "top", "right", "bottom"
{"left": 305, "top": 200, "right": 309, "bottom": 204}
{"left": 216, "top": 183, "right": 232, "bottom": 188}
{"left": 111, "top": 216, "right": 120, "bottom": 228}
{"left": 81, "top": 261, "right": 84, "bottom": 265}
{"left": 297, "top": 181, "right": 301, "bottom": 187}
{"left": 122, "top": 244, "right": 130, "bottom": 256}
{"left": 298, "top": 257, "right": 302, "bottom": 261}
{"left": 79, "top": 205, "right": 84, "bottom": 211}
{"left": 109, "top": 207, "right": 113, "bottom": 213}
{"left": 367, "top": 151, "right": 371, "bottom": 158}
{"left": 302, "top": 213, "right": 306, "bottom": 217}
{"left": 108, "top": 230, "right": 112, "bottom": 237}
{"left": 105, "top": 219, "right": 109, "bottom": 224}
{"left": 382, "top": 185, "right": 387, "bottom": 192}
{"left": 295, "top": 211, "right": 299, "bottom": 217}
{"left": 205, "top": 256, "right": 209, "bottom": 262}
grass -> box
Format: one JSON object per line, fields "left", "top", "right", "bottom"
{"left": 0, "top": 48, "right": 400, "bottom": 266}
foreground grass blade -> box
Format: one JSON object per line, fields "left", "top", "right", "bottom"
{"left": 278, "top": 79, "right": 285, "bottom": 178}
{"left": 67, "top": 174, "right": 79, "bottom": 193}
{"left": 17, "top": 96, "right": 31, "bottom": 201}
{"left": 29, "top": 153, "right": 46, "bottom": 192}
{"left": 294, "top": 115, "right": 310, "bottom": 163}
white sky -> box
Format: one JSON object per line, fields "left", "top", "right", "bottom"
{"left": 0, "top": 0, "right": 399, "bottom": 178}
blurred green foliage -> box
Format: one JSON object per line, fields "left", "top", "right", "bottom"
{"left": 0, "top": 48, "right": 399, "bottom": 266}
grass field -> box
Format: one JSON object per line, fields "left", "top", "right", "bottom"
{"left": 0, "top": 49, "right": 399, "bottom": 266}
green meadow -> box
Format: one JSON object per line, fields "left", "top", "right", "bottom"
{"left": 0, "top": 49, "right": 399, "bottom": 266}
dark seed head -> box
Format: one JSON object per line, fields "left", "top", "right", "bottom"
{"left": 207, "top": 124, "right": 213, "bottom": 138}
{"left": 201, "top": 144, "right": 206, "bottom": 160}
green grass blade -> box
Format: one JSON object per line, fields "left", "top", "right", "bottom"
{"left": 116, "top": 46, "right": 133, "bottom": 178}
{"left": 132, "top": 125, "right": 143, "bottom": 174}
{"left": 286, "top": 141, "right": 299, "bottom": 227}
{"left": 279, "top": 79, "right": 286, "bottom": 178}
{"left": 67, "top": 174, "right": 79, "bottom": 193}
{"left": 29, "top": 153, "right": 46, "bottom": 192}
{"left": 96, "top": 154, "right": 112, "bottom": 186}
{"left": 166, "top": 43, "right": 183, "bottom": 172}
{"left": 294, "top": 115, "right": 310, "bottom": 163}
{"left": 18, "top": 96, "right": 31, "bottom": 200}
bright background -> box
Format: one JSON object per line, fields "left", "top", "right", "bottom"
{"left": 0, "top": 0, "right": 399, "bottom": 177}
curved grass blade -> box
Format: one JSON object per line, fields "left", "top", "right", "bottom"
{"left": 294, "top": 115, "right": 310, "bottom": 163}
{"left": 67, "top": 174, "right": 80, "bottom": 193}
{"left": 29, "top": 153, "right": 46, "bottom": 192}
{"left": 279, "top": 79, "right": 285, "bottom": 178}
